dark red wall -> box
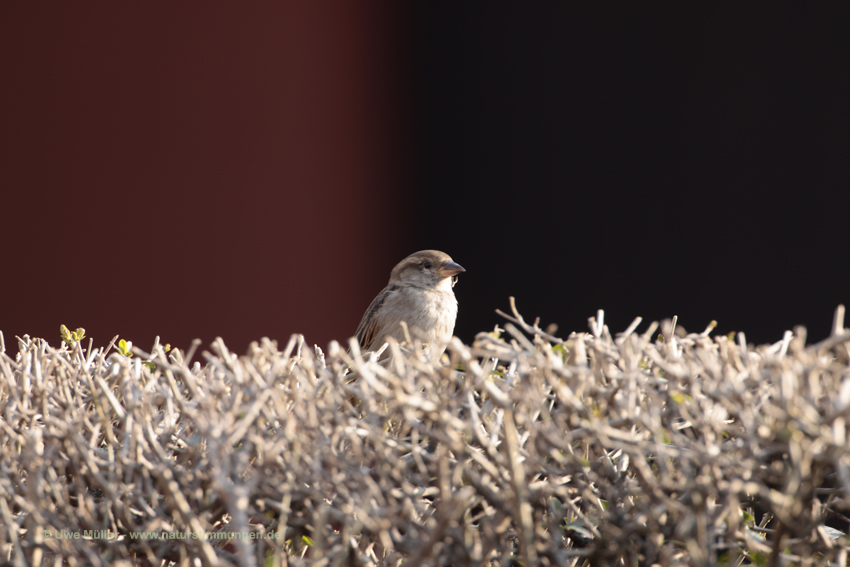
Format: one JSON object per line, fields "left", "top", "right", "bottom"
{"left": 1, "top": 4, "right": 412, "bottom": 354}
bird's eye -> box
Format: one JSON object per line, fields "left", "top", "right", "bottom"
{"left": 422, "top": 261, "right": 432, "bottom": 269}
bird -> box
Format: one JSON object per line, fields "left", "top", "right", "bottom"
{"left": 355, "top": 250, "right": 465, "bottom": 361}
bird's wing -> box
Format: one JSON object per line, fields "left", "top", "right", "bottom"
{"left": 355, "top": 285, "right": 398, "bottom": 351}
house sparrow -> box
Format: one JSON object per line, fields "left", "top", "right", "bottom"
{"left": 355, "top": 250, "right": 465, "bottom": 361}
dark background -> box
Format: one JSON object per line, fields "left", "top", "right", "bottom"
{"left": 2, "top": 4, "right": 848, "bottom": 355}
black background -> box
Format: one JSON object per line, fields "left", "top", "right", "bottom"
{"left": 411, "top": 4, "right": 850, "bottom": 347}
{"left": 2, "top": 4, "right": 848, "bottom": 354}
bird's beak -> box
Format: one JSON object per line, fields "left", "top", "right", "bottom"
{"left": 438, "top": 261, "right": 465, "bottom": 278}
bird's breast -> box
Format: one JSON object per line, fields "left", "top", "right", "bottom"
{"left": 398, "top": 286, "right": 458, "bottom": 345}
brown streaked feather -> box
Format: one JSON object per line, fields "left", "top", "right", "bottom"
{"left": 355, "top": 284, "right": 397, "bottom": 350}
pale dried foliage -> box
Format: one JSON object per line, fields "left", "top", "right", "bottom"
{"left": 2, "top": 301, "right": 850, "bottom": 567}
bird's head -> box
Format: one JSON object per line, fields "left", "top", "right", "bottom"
{"left": 389, "top": 250, "right": 465, "bottom": 290}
